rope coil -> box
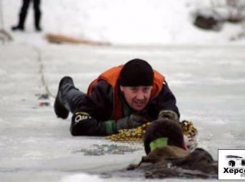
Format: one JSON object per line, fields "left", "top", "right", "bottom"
{"left": 106, "top": 120, "right": 198, "bottom": 142}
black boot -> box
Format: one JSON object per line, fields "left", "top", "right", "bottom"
{"left": 11, "top": 25, "right": 24, "bottom": 31}
{"left": 54, "top": 76, "right": 73, "bottom": 119}
{"left": 12, "top": 12, "right": 27, "bottom": 31}
{"left": 35, "top": 12, "right": 42, "bottom": 32}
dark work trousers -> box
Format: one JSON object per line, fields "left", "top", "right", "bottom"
{"left": 59, "top": 81, "right": 108, "bottom": 136}
{"left": 18, "top": 0, "right": 41, "bottom": 29}
{"left": 60, "top": 81, "right": 86, "bottom": 114}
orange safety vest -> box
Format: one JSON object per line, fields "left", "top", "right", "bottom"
{"left": 87, "top": 65, "right": 165, "bottom": 120}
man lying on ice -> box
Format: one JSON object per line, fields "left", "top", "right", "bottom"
{"left": 54, "top": 58, "right": 180, "bottom": 136}
{"left": 54, "top": 58, "right": 216, "bottom": 178}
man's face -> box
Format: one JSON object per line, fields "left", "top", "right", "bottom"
{"left": 120, "top": 86, "right": 153, "bottom": 111}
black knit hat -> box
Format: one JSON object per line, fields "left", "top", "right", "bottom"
{"left": 119, "top": 58, "right": 154, "bottom": 86}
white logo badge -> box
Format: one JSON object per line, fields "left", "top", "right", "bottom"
{"left": 219, "top": 149, "right": 245, "bottom": 180}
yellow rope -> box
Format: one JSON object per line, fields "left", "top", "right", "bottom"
{"left": 181, "top": 120, "right": 198, "bottom": 138}
{"left": 106, "top": 120, "right": 198, "bottom": 142}
{"left": 106, "top": 122, "right": 151, "bottom": 142}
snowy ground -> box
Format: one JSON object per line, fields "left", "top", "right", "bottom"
{"left": 0, "top": 42, "right": 245, "bottom": 182}
{"left": 3, "top": 0, "right": 245, "bottom": 45}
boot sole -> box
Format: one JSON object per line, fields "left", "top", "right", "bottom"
{"left": 54, "top": 78, "right": 70, "bottom": 119}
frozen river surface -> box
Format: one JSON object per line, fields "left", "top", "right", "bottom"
{"left": 0, "top": 44, "right": 245, "bottom": 182}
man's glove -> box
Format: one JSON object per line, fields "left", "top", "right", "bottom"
{"left": 158, "top": 110, "right": 179, "bottom": 122}
{"left": 71, "top": 111, "right": 107, "bottom": 136}
{"left": 116, "top": 114, "right": 150, "bottom": 131}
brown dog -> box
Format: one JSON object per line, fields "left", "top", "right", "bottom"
{"left": 127, "top": 119, "right": 218, "bottom": 179}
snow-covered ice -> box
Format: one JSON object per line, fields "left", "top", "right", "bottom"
{"left": 1, "top": 44, "right": 245, "bottom": 182}
{"left": 1, "top": 0, "right": 245, "bottom": 181}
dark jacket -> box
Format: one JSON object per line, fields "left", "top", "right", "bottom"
{"left": 80, "top": 80, "right": 180, "bottom": 121}
{"left": 85, "top": 65, "right": 179, "bottom": 121}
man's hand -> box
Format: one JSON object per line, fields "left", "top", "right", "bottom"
{"left": 71, "top": 111, "right": 107, "bottom": 136}
{"left": 117, "top": 114, "right": 149, "bottom": 131}
{"left": 158, "top": 110, "right": 179, "bottom": 122}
